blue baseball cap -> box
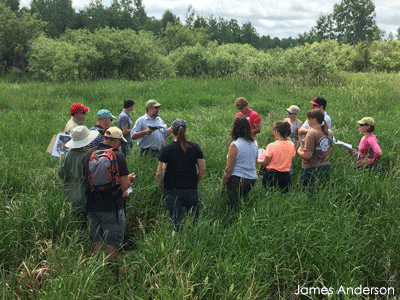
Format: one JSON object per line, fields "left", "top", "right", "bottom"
{"left": 172, "top": 119, "right": 186, "bottom": 130}
{"left": 97, "top": 109, "right": 116, "bottom": 120}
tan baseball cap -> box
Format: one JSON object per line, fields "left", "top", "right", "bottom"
{"left": 286, "top": 105, "right": 300, "bottom": 114}
{"left": 357, "top": 117, "right": 375, "bottom": 126}
{"left": 146, "top": 99, "right": 162, "bottom": 108}
{"left": 104, "top": 126, "right": 127, "bottom": 143}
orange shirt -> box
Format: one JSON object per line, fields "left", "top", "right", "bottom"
{"left": 264, "top": 140, "right": 295, "bottom": 172}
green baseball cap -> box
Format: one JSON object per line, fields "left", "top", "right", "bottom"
{"left": 97, "top": 109, "right": 116, "bottom": 120}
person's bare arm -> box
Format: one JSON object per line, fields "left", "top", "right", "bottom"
{"left": 297, "top": 137, "right": 313, "bottom": 160}
{"left": 222, "top": 143, "right": 238, "bottom": 186}
{"left": 252, "top": 123, "right": 261, "bottom": 135}
{"left": 120, "top": 173, "right": 135, "bottom": 191}
{"left": 156, "top": 161, "right": 165, "bottom": 193}
{"left": 131, "top": 129, "right": 153, "bottom": 140}
{"left": 298, "top": 127, "right": 311, "bottom": 137}
{"left": 197, "top": 158, "right": 206, "bottom": 183}
{"left": 121, "top": 126, "right": 132, "bottom": 136}
{"left": 257, "top": 154, "right": 272, "bottom": 167}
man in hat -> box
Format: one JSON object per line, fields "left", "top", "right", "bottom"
{"left": 83, "top": 126, "right": 136, "bottom": 263}
{"left": 234, "top": 97, "right": 261, "bottom": 137}
{"left": 117, "top": 99, "right": 135, "bottom": 157}
{"left": 58, "top": 126, "right": 99, "bottom": 219}
{"left": 87, "top": 109, "right": 116, "bottom": 150}
{"left": 131, "top": 99, "right": 172, "bottom": 158}
{"left": 298, "top": 97, "right": 333, "bottom": 138}
{"left": 64, "top": 103, "right": 90, "bottom": 134}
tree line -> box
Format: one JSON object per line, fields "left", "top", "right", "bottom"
{"left": 6, "top": 0, "right": 400, "bottom": 47}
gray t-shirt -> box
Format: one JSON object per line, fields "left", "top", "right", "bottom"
{"left": 118, "top": 110, "right": 132, "bottom": 143}
{"left": 231, "top": 138, "right": 258, "bottom": 180}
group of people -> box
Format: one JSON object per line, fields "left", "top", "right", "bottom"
{"left": 58, "top": 96, "right": 382, "bottom": 262}
{"left": 222, "top": 96, "right": 382, "bottom": 207}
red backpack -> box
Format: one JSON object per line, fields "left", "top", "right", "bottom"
{"left": 87, "top": 148, "right": 120, "bottom": 191}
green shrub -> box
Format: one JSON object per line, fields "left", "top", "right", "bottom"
{"left": 28, "top": 28, "right": 175, "bottom": 81}
{"left": 168, "top": 43, "right": 208, "bottom": 77}
{"left": 370, "top": 40, "right": 400, "bottom": 72}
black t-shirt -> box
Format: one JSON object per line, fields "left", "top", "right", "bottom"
{"left": 158, "top": 141, "right": 204, "bottom": 189}
{"left": 83, "top": 143, "right": 129, "bottom": 212}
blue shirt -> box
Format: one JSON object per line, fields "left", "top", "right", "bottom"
{"left": 132, "top": 114, "right": 169, "bottom": 150}
{"left": 118, "top": 110, "right": 132, "bottom": 143}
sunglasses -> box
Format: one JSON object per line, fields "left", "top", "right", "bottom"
{"left": 312, "top": 105, "right": 320, "bottom": 108}
{"left": 237, "top": 106, "right": 244, "bottom": 110}
{"left": 359, "top": 124, "right": 369, "bottom": 127}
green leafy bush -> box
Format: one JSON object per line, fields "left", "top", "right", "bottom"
{"left": 162, "top": 23, "right": 209, "bottom": 54}
{"left": 279, "top": 41, "right": 340, "bottom": 83}
{"left": 168, "top": 43, "right": 208, "bottom": 77}
{"left": 28, "top": 28, "right": 174, "bottom": 81}
{"left": 370, "top": 40, "right": 400, "bottom": 72}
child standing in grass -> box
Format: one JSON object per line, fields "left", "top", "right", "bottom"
{"left": 297, "top": 109, "right": 333, "bottom": 190}
{"left": 284, "top": 105, "right": 302, "bottom": 177}
{"left": 257, "top": 121, "right": 295, "bottom": 193}
{"left": 284, "top": 105, "right": 302, "bottom": 146}
{"left": 349, "top": 117, "right": 382, "bottom": 169}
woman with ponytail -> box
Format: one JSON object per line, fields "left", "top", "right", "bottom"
{"left": 157, "top": 119, "right": 206, "bottom": 231}
{"left": 297, "top": 109, "right": 333, "bottom": 190}
{"left": 257, "top": 121, "right": 296, "bottom": 193}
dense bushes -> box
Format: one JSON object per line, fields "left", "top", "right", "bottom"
{"left": 2, "top": 5, "right": 400, "bottom": 81}
{"left": 28, "top": 28, "right": 175, "bottom": 81}
{"left": 26, "top": 27, "right": 400, "bottom": 82}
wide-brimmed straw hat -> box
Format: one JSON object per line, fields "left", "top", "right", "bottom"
{"left": 65, "top": 126, "right": 99, "bottom": 149}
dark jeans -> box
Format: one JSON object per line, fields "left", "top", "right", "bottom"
{"left": 140, "top": 147, "right": 160, "bottom": 159}
{"left": 226, "top": 175, "right": 256, "bottom": 209}
{"left": 121, "top": 141, "right": 133, "bottom": 157}
{"left": 262, "top": 169, "right": 291, "bottom": 193}
{"left": 163, "top": 188, "right": 200, "bottom": 231}
{"left": 301, "top": 165, "right": 331, "bottom": 192}
{"left": 358, "top": 164, "right": 376, "bottom": 172}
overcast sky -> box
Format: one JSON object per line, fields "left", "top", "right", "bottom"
{"left": 20, "top": 0, "right": 400, "bottom": 39}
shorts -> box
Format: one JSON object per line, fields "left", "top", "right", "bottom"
{"left": 88, "top": 209, "right": 125, "bottom": 246}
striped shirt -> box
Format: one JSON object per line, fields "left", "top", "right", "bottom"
{"left": 87, "top": 124, "right": 104, "bottom": 150}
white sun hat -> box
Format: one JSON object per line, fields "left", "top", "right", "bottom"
{"left": 65, "top": 126, "right": 99, "bottom": 149}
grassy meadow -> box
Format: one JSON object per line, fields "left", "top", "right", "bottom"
{"left": 1, "top": 73, "right": 400, "bottom": 299}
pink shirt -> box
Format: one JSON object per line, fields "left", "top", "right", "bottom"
{"left": 358, "top": 134, "right": 382, "bottom": 165}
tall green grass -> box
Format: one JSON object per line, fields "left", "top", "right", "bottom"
{"left": 1, "top": 74, "right": 399, "bottom": 299}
